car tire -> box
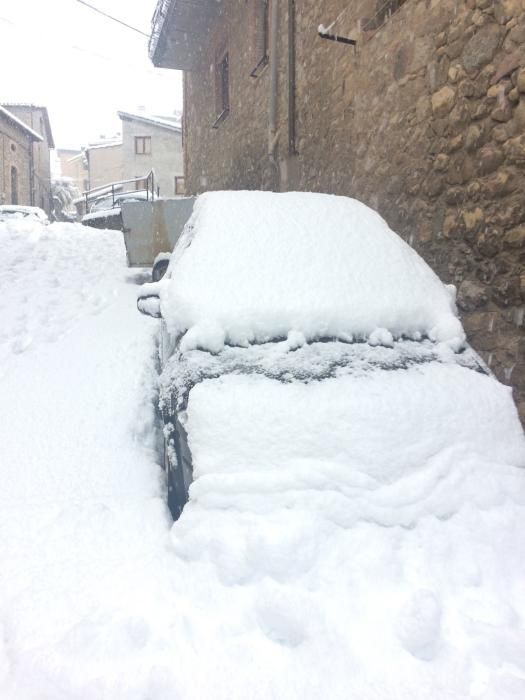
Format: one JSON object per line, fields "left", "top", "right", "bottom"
{"left": 164, "top": 418, "right": 192, "bottom": 520}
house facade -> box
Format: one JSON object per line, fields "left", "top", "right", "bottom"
{"left": 84, "top": 140, "right": 124, "bottom": 191}
{"left": 118, "top": 111, "right": 184, "bottom": 196}
{"left": 0, "top": 105, "right": 44, "bottom": 208}
{"left": 149, "top": 0, "right": 525, "bottom": 422}
{"left": 2, "top": 104, "right": 54, "bottom": 214}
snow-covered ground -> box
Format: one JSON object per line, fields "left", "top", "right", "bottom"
{"left": 0, "top": 215, "right": 524, "bottom": 700}
{"left": 0, "top": 220, "right": 170, "bottom": 698}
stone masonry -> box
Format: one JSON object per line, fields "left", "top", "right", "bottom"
{"left": 2, "top": 105, "right": 54, "bottom": 214}
{"left": 181, "top": 0, "right": 525, "bottom": 422}
{"left": 0, "top": 114, "right": 34, "bottom": 207}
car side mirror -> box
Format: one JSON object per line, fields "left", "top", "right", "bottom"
{"left": 137, "top": 293, "right": 162, "bottom": 318}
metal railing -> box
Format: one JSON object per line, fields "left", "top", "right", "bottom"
{"left": 149, "top": 0, "right": 172, "bottom": 59}
{"left": 82, "top": 170, "right": 156, "bottom": 212}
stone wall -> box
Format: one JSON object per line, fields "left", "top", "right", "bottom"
{"left": 0, "top": 116, "right": 33, "bottom": 207}
{"left": 183, "top": 0, "right": 282, "bottom": 191}
{"left": 184, "top": 0, "right": 525, "bottom": 422}
{"left": 4, "top": 106, "right": 53, "bottom": 214}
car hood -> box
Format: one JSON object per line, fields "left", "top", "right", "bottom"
{"left": 167, "top": 340, "right": 525, "bottom": 696}
{"left": 181, "top": 358, "right": 524, "bottom": 518}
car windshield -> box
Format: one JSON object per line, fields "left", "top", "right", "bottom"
{"left": 161, "top": 337, "right": 488, "bottom": 411}
{"left": 90, "top": 196, "right": 115, "bottom": 212}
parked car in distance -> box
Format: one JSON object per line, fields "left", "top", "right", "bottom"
{"left": 88, "top": 189, "right": 156, "bottom": 214}
{"left": 0, "top": 205, "right": 49, "bottom": 225}
{"left": 82, "top": 190, "right": 159, "bottom": 230}
{"left": 137, "top": 191, "right": 523, "bottom": 521}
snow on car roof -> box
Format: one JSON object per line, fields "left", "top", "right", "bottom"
{"left": 161, "top": 191, "right": 465, "bottom": 350}
{"left": 0, "top": 206, "right": 48, "bottom": 222}
{"left": 0, "top": 205, "right": 45, "bottom": 214}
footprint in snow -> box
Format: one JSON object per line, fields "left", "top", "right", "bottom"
{"left": 11, "top": 334, "right": 33, "bottom": 354}
{"left": 395, "top": 589, "right": 442, "bottom": 661}
{"left": 255, "top": 591, "right": 307, "bottom": 647}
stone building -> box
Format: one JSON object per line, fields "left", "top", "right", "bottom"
{"left": 2, "top": 104, "right": 55, "bottom": 214}
{"left": 0, "top": 105, "right": 44, "bottom": 208}
{"left": 150, "top": 0, "right": 525, "bottom": 421}
{"left": 118, "top": 110, "right": 184, "bottom": 196}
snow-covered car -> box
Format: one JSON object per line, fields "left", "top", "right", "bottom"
{"left": 138, "top": 191, "right": 524, "bottom": 522}
{"left": 0, "top": 205, "right": 49, "bottom": 225}
{"left": 88, "top": 190, "right": 156, "bottom": 215}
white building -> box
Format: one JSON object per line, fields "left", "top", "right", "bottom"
{"left": 117, "top": 111, "right": 184, "bottom": 197}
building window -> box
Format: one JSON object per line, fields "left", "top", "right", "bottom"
{"left": 135, "top": 136, "right": 151, "bottom": 155}
{"left": 251, "top": 0, "right": 270, "bottom": 77}
{"left": 10, "top": 143, "right": 16, "bottom": 153}
{"left": 10, "top": 166, "right": 18, "bottom": 205}
{"left": 174, "top": 176, "right": 185, "bottom": 195}
{"left": 212, "top": 51, "right": 230, "bottom": 128}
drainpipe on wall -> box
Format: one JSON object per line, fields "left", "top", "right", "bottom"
{"left": 183, "top": 71, "right": 189, "bottom": 193}
{"left": 1, "top": 132, "right": 4, "bottom": 204}
{"left": 268, "top": 0, "right": 280, "bottom": 169}
{"left": 288, "top": 0, "right": 296, "bottom": 156}
{"left": 29, "top": 109, "right": 36, "bottom": 206}
{"left": 29, "top": 137, "right": 35, "bottom": 206}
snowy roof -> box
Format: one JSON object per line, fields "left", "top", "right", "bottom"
{"left": 117, "top": 110, "right": 181, "bottom": 133}
{"left": 67, "top": 153, "right": 85, "bottom": 163}
{"left": 1, "top": 103, "right": 55, "bottom": 148}
{"left": 0, "top": 105, "right": 43, "bottom": 142}
{"left": 84, "top": 141, "right": 122, "bottom": 152}
{"left": 159, "top": 191, "right": 465, "bottom": 349}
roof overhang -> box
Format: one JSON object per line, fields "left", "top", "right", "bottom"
{"left": 117, "top": 110, "right": 181, "bottom": 133}
{"left": 1, "top": 104, "right": 55, "bottom": 148}
{"left": 85, "top": 142, "right": 122, "bottom": 152}
{"left": 149, "top": 0, "right": 217, "bottom": 71}
{"left": 40, "top": 107, "right": 55, "bottom": 149}
{"left": 0, "top": 105, "right": 43, "bottom": 142}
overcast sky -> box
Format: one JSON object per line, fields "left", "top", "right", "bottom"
{"left": 0, "top": 0, "right": 182, "bottom": 149}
